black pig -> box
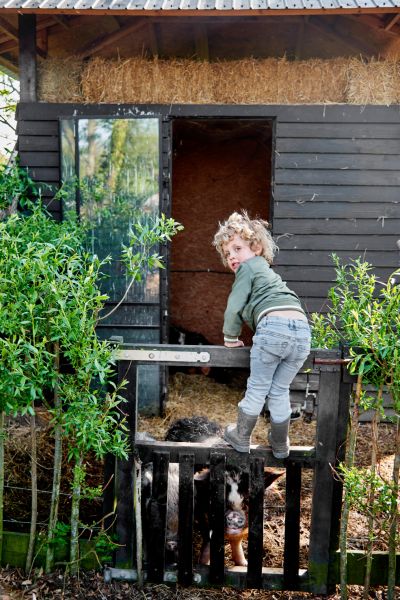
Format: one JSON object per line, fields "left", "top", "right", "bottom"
{"left": 164, "top": 416, "right": 282, "bottom": 567}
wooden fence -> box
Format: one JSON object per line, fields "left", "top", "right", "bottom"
{"left": 103, "top": 345, "right": 398, "bottom": 594}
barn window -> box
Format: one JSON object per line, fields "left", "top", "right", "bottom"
{"left": 60, "top": 116, "right": 163, "bottom": 413}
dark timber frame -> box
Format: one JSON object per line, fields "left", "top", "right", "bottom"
{"left": 18, "top": 15, "right": 36, "bottom": 102}
{"left": 103, "top": 345, "right": 350, "bottom": 595}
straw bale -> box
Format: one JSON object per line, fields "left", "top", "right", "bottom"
{"left": 346, "top": 56, "right": 400, "bottom": 105}
{"left": 212, "top": 58, "right": 278, "bottom": 104}
{"left": 38, "top": 58, "right": 84, "bottom": 103}
{"left": 38, "top": 55, "right": 400, "bottom": 105}
{"left": 276, "top": 57, "right": 348, "bottom": 104}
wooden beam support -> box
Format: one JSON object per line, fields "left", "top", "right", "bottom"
{"left": 194, "top": 23, "right": 209, "bottom": 60}
{"left": 0, "top": 16, "right": 18, "bottom": 41}
{"left": 347, "top": 14, "right": 400, "bottom": 37}
{"left": 37, "top": 27, "right": 48, "bottom": 56}
{"left": 18, "top": 14, "right": 37, "bottom": 102}
{"left": 384, "top": 13, "right": 400, "bottom": 31}
{"left": 147, "top": 21, "right": 159, "bottom": 57}
{"left": 76, "top": 18, "right": 148, "bottom": 59}
{"left": 308, "top": 15, "right": 376, "bottom": 55}
{"left": 294, "top": 16, "right": 306, "bottom": 60}
{"left": 52, "top": 15, "right": 72, "bottom": 30}
{"left": 0, "top": 37, "right": 46, "bottom": 59}
{"left": 0, "top": 53, "right": 18, "bottom": 75}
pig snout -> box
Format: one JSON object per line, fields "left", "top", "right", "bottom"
{"left": 225, "top": 509, "right": 247, "bottom": 535}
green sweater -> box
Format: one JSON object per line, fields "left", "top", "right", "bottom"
{"left": 223, "top": 256, "right": 304, "bottom": 342}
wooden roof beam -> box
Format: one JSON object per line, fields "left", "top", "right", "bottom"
{"left": 347, "top": 14, "right": 400, "bottom": 37}
{"left": 147, "top": 21, "right": 159, "bottom": 57}
{"left": 76, "top": 17, "right": 148, "bottom": 59}
{"left": 0, "top": 16, "right": 18, "bottom": 41}
{"left": 0, "top": 52, "right": 18, "bottom": 74}
{"left": 308, "top": 16, "right": 376, "bottom": 55}
{"left": 194, "top": 23, "right": 209, "bottom": 60}
{"left": 384, "top": 13, "right": 400, "bottom": 31}
{"left": 294, "top": 15, "right": 307, "bottom": 59}
{"left": 0, "top": 37, "right": 46, "bottom": 58}
{"left": 52, "top": 15, "right": 72, "bottom": 30}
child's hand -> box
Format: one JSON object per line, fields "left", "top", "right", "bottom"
{"left": 224, "top": 340, "right": 244, "bottom": 348}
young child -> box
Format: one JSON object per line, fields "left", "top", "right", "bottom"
{"left": 213, "top": 211, "right": 311, "bottom": 458}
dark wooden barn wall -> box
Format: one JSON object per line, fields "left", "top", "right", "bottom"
{"left": 16, "top": 103, "right": 400, "bottom": 317}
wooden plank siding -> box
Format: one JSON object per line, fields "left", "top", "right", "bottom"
{"left": 273, "top": 109, "right": 400, "bottom": 315}
{"left": 16, "top": 103, "right": 400, "bottom": 317}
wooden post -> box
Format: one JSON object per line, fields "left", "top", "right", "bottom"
{"left": 308, "top": 360, "right": 342, "bottom": 594}
{"left": 327, "top": 368, "right": 353, "bottom": 590}
{"left": 209, "top": 451, "right": 226, "bottom": 585}
{"left": 247, "top": 457, "right": 265, "bottom": 589}
{"left": 178, "top": 453, "right": 195, "bottom": 585}
{"left": 18, "top": 15, "right": 37, "bottom": 102}
{"left": 147, "top": 451, "right": 169, "bottom": 583}
{"left": 284, "top": 461, "right": 302, "bottom": 590}
{"left": 115, "top": 360, "right": 137, "bottom": 568}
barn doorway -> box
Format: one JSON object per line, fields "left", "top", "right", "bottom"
{"left": 170, "top": 118, "right": 273, "bottom": 347}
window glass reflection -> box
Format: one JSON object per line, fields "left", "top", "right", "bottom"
{"left": 61, "top": 118, "right": 160, "bottom": 304}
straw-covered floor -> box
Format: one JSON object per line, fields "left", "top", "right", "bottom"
{"left": 38, "top": 56, "right": 400, "bottom": 105}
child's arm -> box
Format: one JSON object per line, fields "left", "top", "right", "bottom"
{"left": 223, "top": 264, "right": 252, "bottom": 346}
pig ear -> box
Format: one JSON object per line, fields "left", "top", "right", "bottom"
{"left": 263, "top": 468, "right": 284, "bottom": 488}
{"left": 194, "top": 468, "right": 210, "bottom": 481}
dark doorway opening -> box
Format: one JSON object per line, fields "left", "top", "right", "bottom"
{"left": 170, "top": 118, "right": 273, "bottom": 347}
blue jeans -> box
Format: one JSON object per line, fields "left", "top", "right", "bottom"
{"left": 238, "top": 316, "right": 311, "bottom": 423}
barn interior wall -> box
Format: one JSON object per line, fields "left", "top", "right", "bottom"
{"left": 16, "top": 103, "right": 400, "bottom": 325}
{"left": 170, "top": 119, "right": 272, "bottom": 346}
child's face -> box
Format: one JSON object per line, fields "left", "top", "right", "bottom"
{"left": 222, "top": 234, "right": 260, "bottom": 272}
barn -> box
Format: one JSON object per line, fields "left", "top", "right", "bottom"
{"left": 1, "top": 4, "right": 400, "bottom": 412}
{"left": 0, "top": 6, "right": 399, "bottom": 593}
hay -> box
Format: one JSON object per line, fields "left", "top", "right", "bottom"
{"left": 347, "top": 56, "right": 400, "bottom": 105}
{"left": 276, "top": 57, "right": 349, "bottom": 104}
{"left": 38, "top": 55, "right": 400, "bottom": 105}
{"left": 138, "top": 371, "right": 316, "bottom": 448}
{"left": 38, "top": 58, "right": 84, "bottom": 103}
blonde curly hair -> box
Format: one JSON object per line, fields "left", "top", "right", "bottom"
{"left": 213, "top": 211, "right": 278, "bottom": 267}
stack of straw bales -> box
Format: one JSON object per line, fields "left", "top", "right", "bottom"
{"left": 38, "top": 56, "right": 400, "bottom": 104}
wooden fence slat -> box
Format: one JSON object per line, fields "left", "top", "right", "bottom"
{"left": 247, "top": 457, "right": 265, "bottom": 589}
{"left": 327, "top": 374, "right": 353, "bottom": 590}
{"left": 148, "top": 451, "right": 170, "bottom": 583}
{"left": 178, "top": 453, "right": 195, "bottom": 586}
{"left": 283, "top": 461, "right": 302, "bottom": 590}
{"left": 308, "top": 363, "right": 342, "bottom": 595}
{"left": 114, "top": 360, "right": 137, "bottom": 568}
{"left": 209, "top": 451, "right": 226, "bottom": 585}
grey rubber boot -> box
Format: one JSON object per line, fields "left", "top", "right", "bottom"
{"left": 224, "top": 408, "right": 258, "bottom": 453}
{"left": 268, "top": 418, "right": 290, "bottom": 459}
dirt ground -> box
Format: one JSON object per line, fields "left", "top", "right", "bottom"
{"left": 0, "top": 569, "right": 393, "bottom": 599}
{"left": 1, "top": 371, "right": 398, "bottom": 599}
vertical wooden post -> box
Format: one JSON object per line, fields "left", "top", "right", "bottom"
{"left": 308, "top": 361, "right": 342, "bottom": 594}
{"left": 209, "top": 451, "right": 226, "bottom": 585}
{"left": 247, "top": 457, "right": 265, "bottom": 589}
{"left": 115, "top": 360, "right": 137, "bottom": 568}
{"left": 178, "top": 453, "right": 195, "bottom": 585}
{"left": 284, "top": 461, "right": 302, "bottom": 590}
{"left": 18, "top": 15, "right": 37, "bottom": 102}
{"left": 327, "top": 369, "right": 353, "bottom": 589}
{"left": 147, "top": 451, "right": 169, "bottom": 583}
